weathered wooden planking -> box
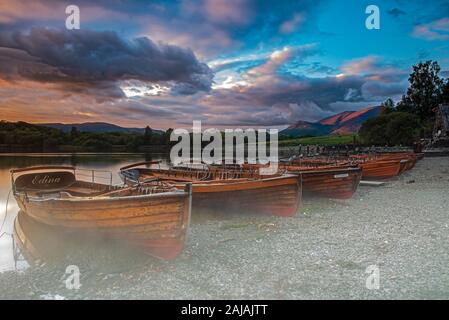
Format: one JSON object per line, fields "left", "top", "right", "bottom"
{"left": 192, "top": 182, "right": 301, "bottom": 217}
{"left": 359, "top": 159, "right": 404, "bottom": 179}
{"left": 284, "top": 167, "right": 362, "bottom": 199}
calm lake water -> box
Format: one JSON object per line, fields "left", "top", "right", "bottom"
{"left": 0, "top": 153, "right": 169, "bottom": 273}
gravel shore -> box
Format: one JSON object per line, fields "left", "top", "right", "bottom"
{"left": 1, "top": 157, "right": 448, "bottom": 300}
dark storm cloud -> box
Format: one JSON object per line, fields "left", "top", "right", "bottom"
{"left": 108, "top": 100, "right": 180, "bottom": 120}
{"left": 0, "top": 27, "right": 213, "bottom": 95}
{"left": 196, "top": 75, "right": 365, "bottom": 126}
{"left": 1, "top": 0, "right": 445, "bottom": 128}
{"left": 254, "top": 75, "right": 367, "bottom": 109}
{"left": 200, "top": 55, "right": 410, "bottom": 126}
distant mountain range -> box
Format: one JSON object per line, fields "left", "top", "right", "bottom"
{"left": 38, "top": 122, "right": 164, "bottom": 134}
{"left": 281, "top": 106, "right": 382, "bottom": 137}
{"left": 36, "top": 107, "right": 380, "bottom": 137}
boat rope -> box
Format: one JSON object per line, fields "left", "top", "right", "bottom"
{"left": 0, "top": 189, "right": 12, "bottom": 239}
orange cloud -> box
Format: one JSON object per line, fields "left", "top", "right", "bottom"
{"left": 341, "top": 56, "right": 379, "bottom": 75}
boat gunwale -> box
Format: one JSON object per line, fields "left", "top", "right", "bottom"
{"left": 15, "top": 189, "right": 188, "bottom": 203}
{"left": 282, "top": 166, "right": 361, "bottom": 175}
{"left": 10, "top": 165, "right": 76, "bottom": 174}
{"left": 181, "top": 173, "right": 299, "bottom": 185}
{"left": 121, "top": 167, "right": 300, "bottom": 186}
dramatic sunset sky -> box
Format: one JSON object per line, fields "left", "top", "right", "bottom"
{"left": 0, "top": 0, "right": 449, "bottom": 129}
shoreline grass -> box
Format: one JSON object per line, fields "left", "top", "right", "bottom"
{"left": 279, "top": 134, "right": 357, "bottom": 146}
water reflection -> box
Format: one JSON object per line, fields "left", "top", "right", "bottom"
{"left": 0, "top": 153, "right": 168, "bottom": 273}
{"left": 12, "top": 211, "right": 151, "bottom": 273}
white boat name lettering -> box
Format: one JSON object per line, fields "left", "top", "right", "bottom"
{"left": 32, "top": 175, "right": 61, "bottom": 185}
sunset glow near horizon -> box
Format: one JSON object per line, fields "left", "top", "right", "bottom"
{"left": 0, "top": 0, "right": 449, "bottom": 129}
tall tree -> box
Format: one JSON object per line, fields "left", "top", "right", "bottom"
{"left": 70, "top": 126, "right": 79, "bottom": 139}
{"left": 380, "top": 98, "right": 395, "bottom": 115}
{"left": 359, "top": 112, "right": 421, "bottom": 146}
{"left": 164, "top": 128, "right": 173, "bottom": 145}
{"left": 397, "top": 60, "right": 444, "bottom": 120}
{"left": 441, "top": 79, "right": 449, "bottom": 104}
{"left": 144, "top": 125, "right": 153, "bottom": 144}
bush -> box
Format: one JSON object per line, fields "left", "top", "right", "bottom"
{"left": 81, "top": 138, "right": 112, "bottom": 151}
{"left": 359, "top": 112, "right": 421, "bottom": 146}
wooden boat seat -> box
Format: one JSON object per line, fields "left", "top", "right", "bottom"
{"left": 34, "top": 188, "right": 110, "bottom": 198}
{"left": 29, "top": 179, "right": 124, "bottom": 198}
{"left": 61, "top": 188, "right": 110, "bottom": 197}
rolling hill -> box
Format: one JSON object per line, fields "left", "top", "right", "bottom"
{"left": 38, "top": 122, "right": 164, "bottom": 134}
{"left": 281, "top": 106, "right": 382, "bottom": 137}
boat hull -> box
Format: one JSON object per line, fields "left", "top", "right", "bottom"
{"left": 359, "top": 159, "right": 406, "bottom": 180}
{"left": 404, "top": 158, "right": 415, "bottom": 171}
{"left": 14, "top": 191, "right": 191, "bottom": 260}
{"left": 298, "top": 168, "right": 362, "bottom": 199}
{"left": 120, "top": 167, "right": 302, "bottom": 217}
{"left": 382, "top": 154, "right": 417, "bottom": 171}
{"left": 184, "top": 175, "right": 301, "bottom": 217}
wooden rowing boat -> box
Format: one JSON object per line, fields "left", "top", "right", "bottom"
{"left": 280, "top": 164, "right": 362, "bottom": 199}
{"left": 233, "top": 162, "right": 361, "bottom": 200}
{"left": 357, "top": 159, "right": 408, "bottom": 179}
{"left": 11, "top": 166, "right": 192, "bottom": 260}
{"left": 377, "top": 152, "right": 418, "bottom": 171}
{"left": 287, "top": 155, "right": 409, "bottom": 180}
{"left": 120, "top": 162, "right": 302, "bottom": 217}
{"left": 349, "top": 153, "right": 415, "bottom": 176}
